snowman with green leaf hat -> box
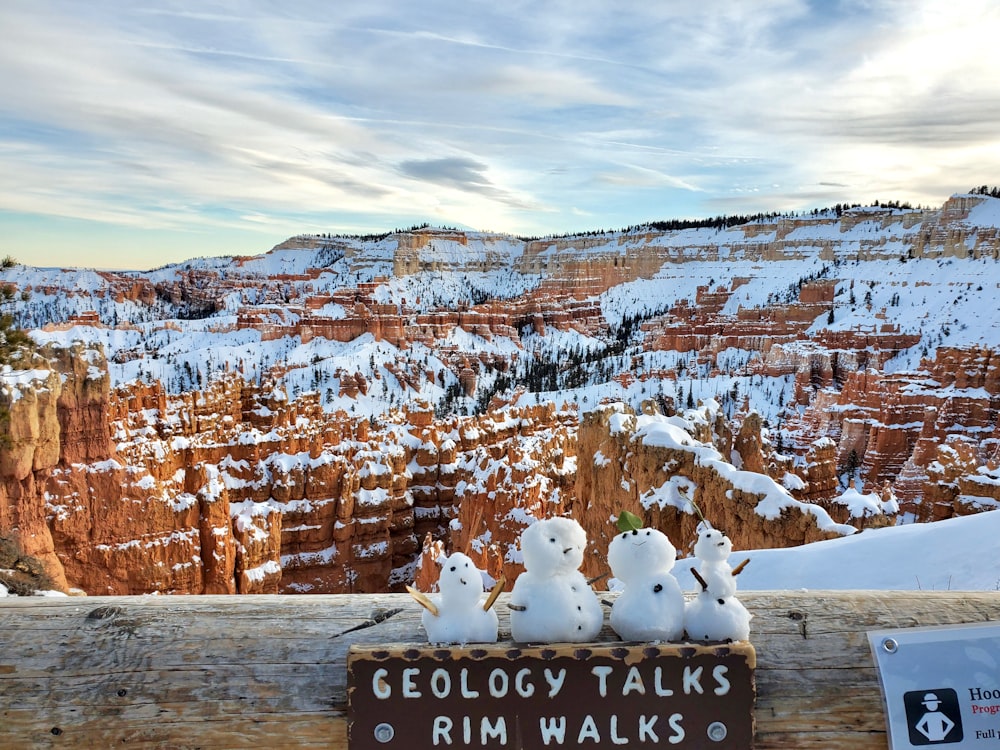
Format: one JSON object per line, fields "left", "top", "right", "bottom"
{"left": 607, "top": 510, "right": 685, "bottom": 642}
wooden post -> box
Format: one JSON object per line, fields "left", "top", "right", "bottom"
{"left": 1, "top": 591, "right": 998, "bottom": 748}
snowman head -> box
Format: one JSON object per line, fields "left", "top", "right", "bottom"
{"left": 608, "top": 527, "right": 676, "bottom": 583}
{"left": 520, "top": 516, "right": 587, "bottom": 576}
{"left": 437, "top": 552, "right": 485, "bottom": 609}
{"left": 693, "top": 525, "right": 732, "bottom": 563}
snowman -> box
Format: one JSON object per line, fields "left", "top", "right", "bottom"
{"left": 607, "top": 516, "right": 685, "bottom": 642}
{"left": 683, "top": 524, "right": 752, "bottom": 642}
{"left": 406, "top": 552, "right": 503, "bottom": 645}
{"left": 508, "top": 516, "right": 603, "bottom": 643}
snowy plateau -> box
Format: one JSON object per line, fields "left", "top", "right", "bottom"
{"left": 1, "top": 193, "right": 999, "bottom": 597}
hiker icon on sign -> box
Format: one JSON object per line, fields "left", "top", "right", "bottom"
{"left": 903, "top": 688, "right": 964, "bottom": 745}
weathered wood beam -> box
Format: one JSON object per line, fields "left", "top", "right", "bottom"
{"left": 1, "top": 591, "right": 998, "bottom": 749}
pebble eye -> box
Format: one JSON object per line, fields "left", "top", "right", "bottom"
{"left": 549, "top": 537, "right": 556, "bottom": 543}
{"left": 645, "top": 530, "right": 651, "bottom": 536}
{"left": 621, "top": 533, "right": 628, "bottom": 539}
{"left": 631, "top": 529, "right": 638, "bottom": 536}
{"left": 450, "top": 566, "right": 456, "bottom": 571}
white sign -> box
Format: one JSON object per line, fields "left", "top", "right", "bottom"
{"left": 869, "top": 622, "right": 1000, "bottom": 748}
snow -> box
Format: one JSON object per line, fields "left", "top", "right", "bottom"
{"left": 963, "top": 195, "right": 1000, "bottom": 228}
{"left": 831, "top": 485, "right": 896, "bottom": 519}
{"left": 0, "top": 367, "right": 53, "bottom": 403}
{"left": 281, "top": 543, "right": 338, "bottom": 567}
{"left": 629, "top": 409, "right": 857, "bottom": 536}
{"left": 639, "top": 476, "right": 697, "bottom": 513}
{"left": 242, "top": 560, "right": 281, "bottom": 583}
{"left": 685, "top": 527, "right": 750, "bottom": 640}
{"left": 509, "top": 517, "right": 603, "bottom": 643}
{"left": 417, "top": 551, "right": 499, "bottom": 645}
{"left": 674, "top": 510, "right": 1000, "bottom": 591}
{"left": 607, "top": 527, "right": 685, "bottom": 641}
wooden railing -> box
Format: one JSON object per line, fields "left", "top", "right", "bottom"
{"left": 1, "top": 591, "right": 998, "bottom": 748}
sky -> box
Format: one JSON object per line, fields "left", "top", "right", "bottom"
{"left": 2, "top": 1, "right": 1000, "bottom": 270}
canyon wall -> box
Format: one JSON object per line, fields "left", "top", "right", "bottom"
{"left": 2, "top": 343, "right": 884, "bottom": 596}
{"left": 4, "top": 194, "right": 1000, "bottom": 594}
{"left": 2, "top": 346, "right": 579, "bottom": 594}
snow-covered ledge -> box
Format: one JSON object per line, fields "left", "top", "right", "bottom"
{"left": 1, "top": 591, "right": 998, "bottom": 748}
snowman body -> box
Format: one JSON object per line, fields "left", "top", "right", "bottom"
{"left": 684, "top": 526, "right": 751, "bottom": 642}
{"left": 509, "top": 517, "right": 603, "bottom": 643}
{"left": 700, "top": 563, "right": 738, "bottom": 599}
{"left": 421, "top": 552, "right": 499, "bottom": 645}
{"left": 607, "top": 527, "right": 685, "bottom": 642}
{"left": 684, "top": 591, "right": 751, "bottom": 642}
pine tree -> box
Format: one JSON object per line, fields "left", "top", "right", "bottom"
{"left": 0, "top": 283, "right": 33, "bottom": 364}
{"left": 0, "top": 277, "right": 36, "bottom": 449}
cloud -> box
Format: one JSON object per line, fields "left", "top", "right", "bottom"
{"left": 1, "top": 0, "right": 1000, "bottom": 267}
{"left": 398, "top": 157, "right": 539, "bottom": 211}
{"left": 399, "top": 157, "right": 492, "bottom": 189}
{"left": 467, "top": 66, "right": 635, "bottom": 108}
{"left": 596, "top": 165, "right": 702, "bottom": 193}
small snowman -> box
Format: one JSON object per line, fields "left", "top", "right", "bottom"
{"left": 407, "top": 552, "right": 504, "bottom": 645}
{"left": 508, "top": 516, "right": 603, "bottom": 643}
{"left": 684, "top": 523, "right": 752, "bottom": 642}
{"left": 607, "top": 511, "right": 685, "bottom": 642}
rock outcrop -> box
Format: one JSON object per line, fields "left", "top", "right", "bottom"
{"left": 571, "top": 403, "right": 862, "bottom": 580}
{"left": 783, "top": 346, "right": 1000, "bottom": 520}
{"left": 1, "top": 344, "right": 581, "bottom": 594}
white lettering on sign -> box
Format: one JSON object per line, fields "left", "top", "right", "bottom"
{"left": 432, "top": 716, "right": 509, "bottom": 746}
{"left": 373, "top": 668, "right": 390, "bottom": 699}
{"left": 488, "top": 669, "right": 509, "bottom": 699}
{"left": 639, "top": 714, "right": 659, "bottom": 742}
{"left": 538, "top": 716, "right": 566, "bottom": 745}
{"left": 609, "top": 715, "right": 628, "bottom": 746}
{"left": 370, "top": 660, "right": 733, "bottom": 702}
{"left": 515, "top": 668, "right": 535, "bottom": 698}
{"left": 431, "top": 669, "right": 451, "bottom": 699}
{"left": 403, "top": 668, "right": 422, "bottom": 698}
{"left": 713, "top": 666, "right": 730, "bottom": 696}
{"left": 591, "top": 665, "right": 613, "bottom": 697}
{"left": 526, "top": 713, "right": 688, "bottom": 745}
{"left": 622, "top": 666, "right": 645, "bottom": 696}
{"left": 481, "top": 717, "right": 507, "bottom": 745}
{"left": 654, "top": 667, "right": 675, "bottom": 697}
{"left": 577, "top": 715, "right": 600, "bottom": 743}
{"left": 667, "top": 713, "right": 685, "bottom": 744}
{"left": 683, "top": 666, "right": 703, "bottom": 695}
{"left": 461, "top": 669, "right": 480, "bottom": 699}
{"left": 432, "top": 716, "right": 452, "bottom": 746}
{"left": 543, "top": 668, "right": 566, "bottom": 698}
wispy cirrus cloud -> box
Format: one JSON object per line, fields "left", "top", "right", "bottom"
{"left": 1, "top": 0, "right": 999, "bottom": 267}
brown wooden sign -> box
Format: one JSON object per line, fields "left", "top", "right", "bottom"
{"left": 348, "top": 642, "right": 755, "bottom": 749}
